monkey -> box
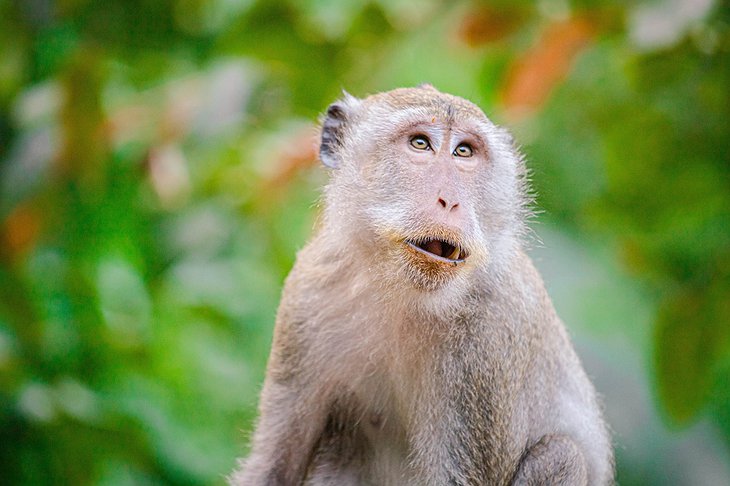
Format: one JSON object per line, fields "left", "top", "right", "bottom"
{"left": 230, "top": 85, "right": 614, "bottom": 485}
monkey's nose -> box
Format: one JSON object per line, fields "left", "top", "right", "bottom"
{"left": 437, "top": 197, "right": 460, "bottom": 212}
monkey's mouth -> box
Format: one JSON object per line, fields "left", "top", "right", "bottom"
{"left": 405, "top": 238, "right": 468, "bottom": 264}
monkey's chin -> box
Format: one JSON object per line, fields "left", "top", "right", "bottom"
{"left": 400, "top": 239, "right": 470, "bottom": 291}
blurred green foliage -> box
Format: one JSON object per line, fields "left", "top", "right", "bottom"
{"left": 0, "top": 0, "right": 728, "bottom": 484}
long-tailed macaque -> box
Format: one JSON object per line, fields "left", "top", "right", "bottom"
{"left": 230, "top": 85, "right": 614, "bottom": 485}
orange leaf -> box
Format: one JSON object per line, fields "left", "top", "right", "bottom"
{"left": 457, "top": 6, "right": 526, "bottom": 47}
{"left": 2, "top": 203, "right": 42, "bottom": 259}
{"left": 501, "top": 17, "right": 595, "bottom": 118}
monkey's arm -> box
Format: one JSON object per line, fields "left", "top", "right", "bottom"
{"left": 229, "top": 379, "right": 329, "bottom": 486}
{"left": 511, "top": 435, "right": 588, "bottom": 486}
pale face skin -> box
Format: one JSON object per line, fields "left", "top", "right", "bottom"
{"left": 322, "top": 87, "right": 528, "bottom": 293}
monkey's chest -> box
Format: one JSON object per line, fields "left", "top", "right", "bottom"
{"left": 305, "top": 370, "right": 416, "bottom": 484}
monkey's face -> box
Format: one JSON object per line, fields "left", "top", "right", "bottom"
{"left": 320, "top": 87, "right": 528, "bottom": 291}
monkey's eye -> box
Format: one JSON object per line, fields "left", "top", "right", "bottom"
{"left": 453, "top": 143, "right": 473, "bottom": 157}
{"left": 409, "top": 135, "right": 431, "bottom": 151}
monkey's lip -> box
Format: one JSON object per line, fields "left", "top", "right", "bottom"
{"left": 405, "top": 238, "right": 468, "bottom": 264}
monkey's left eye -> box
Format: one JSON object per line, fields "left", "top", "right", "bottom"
{"left": 453, "top": 143, "right": 473, "bottom": 157}
{"left": 410, "top": 135, "right": 431, "bottom": 151}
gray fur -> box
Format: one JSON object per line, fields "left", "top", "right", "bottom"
{"left": 230, "top": 86, "right": 614, "bottom": 485}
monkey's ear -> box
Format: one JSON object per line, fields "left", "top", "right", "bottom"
{"left": 319, "top": 93, "right": 360, "bottom": 169}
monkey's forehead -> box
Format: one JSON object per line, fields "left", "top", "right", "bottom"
{"left": 361, "top": 87, "right": 488, "bottom": 122}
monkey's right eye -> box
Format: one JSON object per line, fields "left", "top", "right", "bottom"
{"left": 409, "top": 135, "right": 431, "bottom": 151}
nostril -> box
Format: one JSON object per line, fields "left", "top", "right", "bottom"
{"left": 438, "top": 198, "right": 460, "bottom": 211}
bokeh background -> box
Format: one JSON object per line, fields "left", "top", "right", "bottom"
{"left": 1, "top": 0, "right": 729, "bottom": 484}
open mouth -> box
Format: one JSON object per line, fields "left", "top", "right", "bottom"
{"left": 405, "top": 238, "right": 468, "bottom": 264}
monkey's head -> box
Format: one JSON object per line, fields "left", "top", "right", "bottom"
{"left": 318, "top": 85, "right": 530, "bottom": 292}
